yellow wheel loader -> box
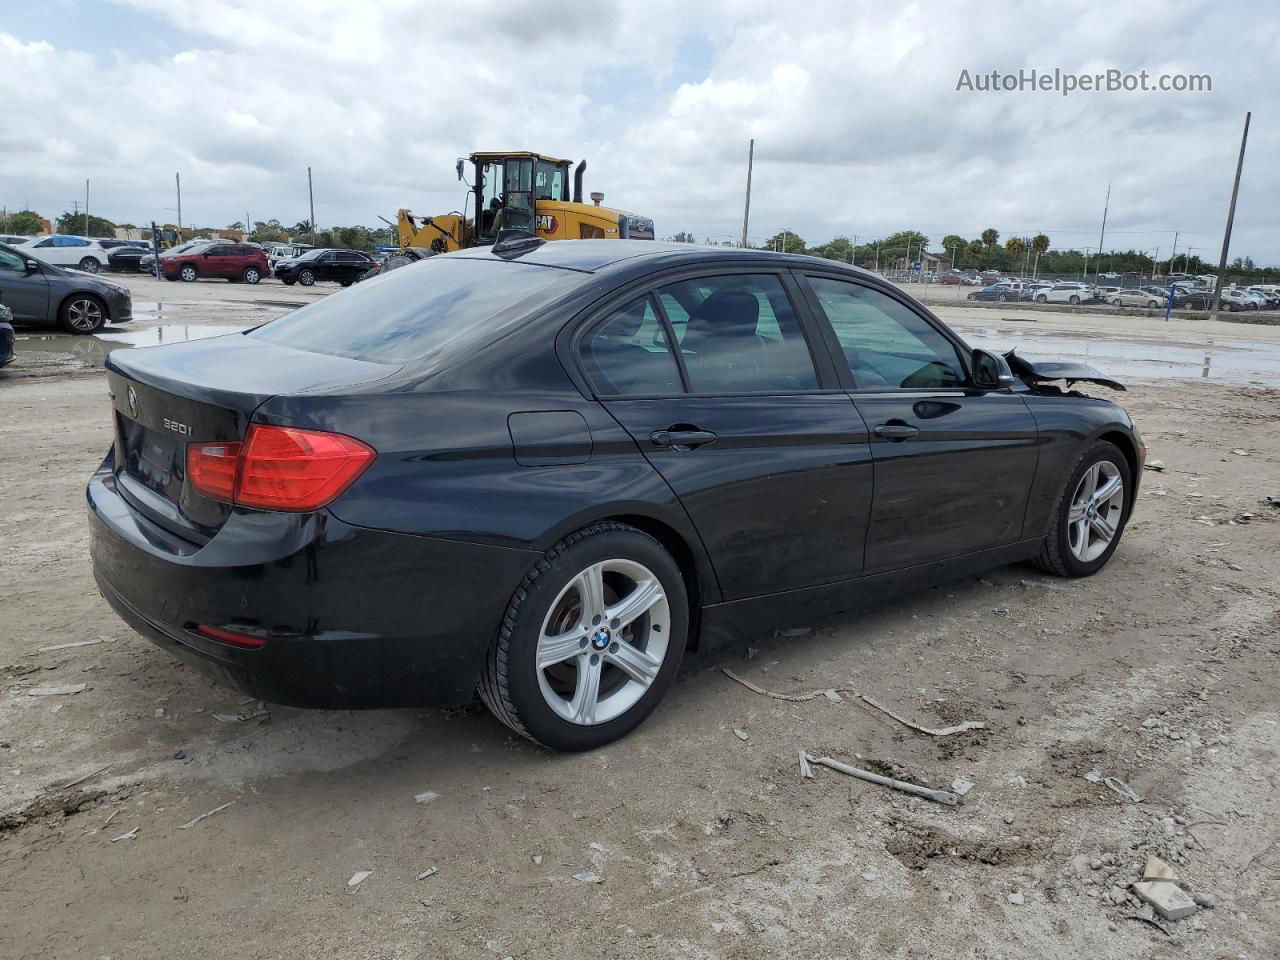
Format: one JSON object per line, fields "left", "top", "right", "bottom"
{"left": 389, "top": 151, "right": 653, "bottom": 268}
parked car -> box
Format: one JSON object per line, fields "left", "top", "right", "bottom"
{"left": 163, "top": 242, "right": 270, "bottom": 284}
{"left": 274, "top": 248, "right": 377, "bottom": 286}
{"left": 0, "top": 301, "right": 14, "bottom": 367}
{"left": 1215, "top": 289, "right": 1253, "bottom": 312}
{"left": 1035, "top": 283, "right": 1093, "bottom": 305}
{"left": 967, "top": 283, "right": 1023, "bottom": 302}
{"left": 265, "top": 242, "right": 316, "bottom": 269}
{"left": 0, "top": 234, "right": 32, "bottom": 246}
{"left": 13, "top": 235, "right": 111, "bottom": 273}
{"left": 88, "top": 239, "right": 1142, "bottom": 750}
{"left": 0, "top": 241, "right": 133, "bottom": 333}
{"left": 1236, "top": 289, "right": 1268, "bottom": 310}
{"left": 108, "top": 244, "right": 151, "bottom": 272}
{"left": 938, "top": 273, "right": 963, "bottom": 285}
{"left": 1108, "top": 289, "right": 1168, "bottom": 308}
{"left": 1095, "top": 285, "right": 1121, "bottom": 300}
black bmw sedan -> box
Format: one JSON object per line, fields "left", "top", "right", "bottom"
{"left": 88, "top": 239, "right": 1142, "bottom": 750}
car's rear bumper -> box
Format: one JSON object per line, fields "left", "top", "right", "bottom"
{"left": 87, "top": 456, "right": 538, "bottom": 709}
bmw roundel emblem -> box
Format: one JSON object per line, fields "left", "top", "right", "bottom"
{"left": 126, "top": 385, "right": 138, "bottom": 418}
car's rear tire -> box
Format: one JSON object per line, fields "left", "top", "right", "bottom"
{"left": 242, "top": 267, "right": 261, "bottom": 284}
{"left": 179, "top": 264, "right": 198, "bottom": 282}
{"left": 59, "top": 295, "right": 107, "bottom": 335}
{"left": 1034, "top": 440, "right": 1132, "bottom": 578}
{"left": 1147, "top": 300, "right": 1158, "bottom": 308}
{"left": 298, "top": 269, "right": 315, "bottom": 286}
{"left": 478, "top": 522, "right": 689, "bottom": 751}
{"left": 1036, "top": 294, "right": 1047, "bottom": 303}
{"left": 966, "top": 293, "right": 977, "bottom": 301}
{"left": 1069, "top": 295, "right": 1080, "bottom": 305}
{"left": 78, "top": 257, "right": 101, "bottom": 274}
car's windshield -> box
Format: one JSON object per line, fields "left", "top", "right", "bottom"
{"left": 250, "top": 256, "right": 580, "bottom": 364}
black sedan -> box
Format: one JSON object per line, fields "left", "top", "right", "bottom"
{"left": 966, "top": 283, "right": 1022, "bottom": 302}
{"left": 88, "top": 240, "right": 1142, "bottom": 750}
{"left": 0, "top": 242, "right": 133, "bottom": 334}
{"left": 273, "top": 248, "right": 376, "bottom": 286}
{"left": 107, "top": 244, "right": 150, "bottom": 272}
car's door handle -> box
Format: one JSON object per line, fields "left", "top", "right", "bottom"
{"left": 872, "top": 422, "right": 920, "bottom": 441}
{"left": 650, "top": 428, "right": 718, "bottom": 449}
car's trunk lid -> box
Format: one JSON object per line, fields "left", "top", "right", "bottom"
{"left": 106, "top": 332, "right": 395, "bottom": 542}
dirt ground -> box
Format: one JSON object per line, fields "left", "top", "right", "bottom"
{"left": 2, "top": 275, "right": 1278, "bottom": 959}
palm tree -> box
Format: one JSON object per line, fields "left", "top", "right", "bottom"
{"left": 981, "top": 228, "right": 999, "bottom": 250}
{"left": 1030, "top": 234, "right": 1050, "bottom": 279}
{"left": 1005, "top": 236, "right": 1026, "bottom": 257}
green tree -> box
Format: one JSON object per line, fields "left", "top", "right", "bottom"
{"left": 251, "top": 219, "right": 289, "bottom": 243}
{"left": 1, "top": 209, "right": 45, "bottom": 234}
{"left": 940, "top": 234, "right": 967, "bottom": 266}
{"left": 761, "top": 229, "right": 806, "bottom": 254}
{"left": 981, "top": 227, "right": 999, "bottom": 250}
{"left": 55, "top": 210, "right": 116, "bottom": 237}
{"left": 670, "top": 231, "right": 696, "bottom": 243}
{"left": 1005, "top": 236, "right": 1026, "bottom": 257}
{"left": 1031, "top": 234, "right": 1050, "bottom": 256}
{"left": 810, "top": 235, "right": 856, "bottom": 263}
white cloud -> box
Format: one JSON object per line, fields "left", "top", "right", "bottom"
{"left": 1, "top": 0, "right": 1277, "bottom": 263}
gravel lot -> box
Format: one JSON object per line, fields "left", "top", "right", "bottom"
{"left": 2, "top": 274, "right": 1278, "bottom": 959}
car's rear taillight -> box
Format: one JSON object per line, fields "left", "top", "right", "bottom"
{"left": 195, "top": 623, "right": 267, "bottom": 649}
{"left": 187, "top": 441, "right": 242, "bottom": 501}
{"left": 186, "top": 425, "right": 375, "bottom": 512}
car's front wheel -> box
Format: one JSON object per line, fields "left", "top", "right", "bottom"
{"left": 298, "top": 269, "right": 315, "bottom": 286}
{"left": 78, "top": 257, "right": 100, "bottom": 274}
{"left": 60, "top": 295, "right": 107, "bottom": 334}
{"left": 478, "top": 523, "right": 689, "bottom": 751}
{"left": 1036, "top": 294, "right": 1047, "bottom": 303}
{"left": 1069, "top": 295, "right": 1081, "bottom": 305}
{"left": 179, "top": 265, "right": 198, "bottom": 282}
{"left": 1035, "top": 440, "right": 1131, "bottom": 578}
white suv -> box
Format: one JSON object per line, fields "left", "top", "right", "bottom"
{"left": 1035, "top": 282, "right": 1094, "bottom": 305}
{"left": 15, "top": 235, "right": 110, "bottom": 273}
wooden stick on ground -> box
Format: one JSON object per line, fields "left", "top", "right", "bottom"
{"left": 806, "top": 754, "right": 960, "bottom": 806}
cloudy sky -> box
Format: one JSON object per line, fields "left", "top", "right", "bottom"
{"left": 2, "top": 0, "right": 1278, "bottom": 263}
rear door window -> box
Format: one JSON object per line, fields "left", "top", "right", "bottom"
{"left": 657, "top": 274, "right": 818, "bottom": 394}
{"left": 582, "top": 296, "right": 682, "bottom": 396}
{"left": 251, "top": 257, "right": 579, "bottom": 363}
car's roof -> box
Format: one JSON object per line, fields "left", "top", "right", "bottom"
{"left": 452, "top": 238, "right": 880, "bottom": 279}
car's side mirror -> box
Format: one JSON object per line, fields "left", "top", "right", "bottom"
{"left": 972, "top": 348, "right": 1014, "bottom": 390}
{"left": 456, "top": 158, "right": 465, "bottom": 181}
{"left": 25, "top": 259, "right": 39, "bottom": 273}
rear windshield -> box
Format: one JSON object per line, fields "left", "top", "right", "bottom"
{"left": 249, "top": 256, "right": 579, "bottom": 364}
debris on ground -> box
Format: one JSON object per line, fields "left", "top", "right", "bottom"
{"left": 416, "top": 867, "right": 438, "bottom": 880}
{"left": 414, "top": 791, "right": 440, "bottom": 804}
{"left": 721, "top": 668, "right": 849, "bottom": 703}
{"left": 951, "top": 777, "right": 975, "bottom": 797}
{"left": 347, "top": 870, "right": 372, "bottom": 888}
{"left": 1084, "top": 769, "right": 1143, "bottom": 802}
{"left": 573, "top": 871, "right": 603, "bottom": 883}
{"left": 177, "top": 800, "right": 237, "bottom": 830}
{"left": 1144, "top": 459, "right": 1165, "bottom": 471}
{"left": 1131, "top": 855, "right": 1198, "bottom": 921}
{"left": 1230, "top": 448, "right": 1249, "bottom": 456}
{"left": 804, "top": 752, "right": 959, "bottom": 805}
{"left": 798, "top": 751, "right": 814, "bottom": 780}
{"left": 860, "top": 695, "right": 986, "bottom": 737}
{"left": 38, "top": 637, "right": 109, "bottom": 653}
{"left": 1267, "top": 495, "right": 1280, "bottom": 506}
{"left": 26, "top": 682, "right": 88, "bottom": 697}
{"left": 732, "top": 727, "right": 750, "bottom": 742}
{"left": 1123, "top": 914, "right": 1171, "bottom": 936}
{"left": 110, "top": 827, "right": 139, "bottom": 842}
{"left": 211, "top": 710, "right": 270, "bottom": 723}
{"left": 59, "top": 762, "right": 113, "bottom": 790}
{"left": 1007, "top": 892, "right": 1025, "bottom": 905}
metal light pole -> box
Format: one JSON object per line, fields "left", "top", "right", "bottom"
{"left": 1095, "top": 182, "right": 1110, "bottom": 282}
{"left": 740, "top": 139, "right": 754, "bottom": 248}
{"left": 308, "top": 166, "right": 317, "bottom": 240}
{"left": 1210, "top": 112, "right": 1251, "bottom": 321}
{"left": 84, "top": 179, "right": 89, "bottom": 236}
{"left": 175, "top": 172, "right": 182, "bottom": 237}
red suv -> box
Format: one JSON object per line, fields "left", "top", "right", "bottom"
{"left": 164, "top": 242, "right": 270, "bottom": 284}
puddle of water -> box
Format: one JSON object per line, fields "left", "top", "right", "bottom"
{"left": 956, "top": 325, "right": 1280, "bottom": 387}
{"left": 14, "top": 324, "right": 249, "bottom": 370}
{"left": 131, "top": 300, "right": 298, "bottom": 323}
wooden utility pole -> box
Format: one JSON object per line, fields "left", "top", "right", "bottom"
{"left": 175, "top": 172, "right": 182, "bottom": 235}
{"left": 308, "top": 166, "right": 316, "bottom": 239}
{"left": 1095, "top": 182, "right": 1110, "bottom": 281}
{"left": 740, "top": 140, "right": 754, "bottom": 248}
{"left": 1210, "top": 112, "right": 1251, "bottom": 321}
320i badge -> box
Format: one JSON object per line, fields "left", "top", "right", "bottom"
{"left": 88, "top": 238, "right": 1142, "bottom": 751}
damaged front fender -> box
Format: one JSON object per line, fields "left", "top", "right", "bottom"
{"left": 1004, "top": 351, "right": 1126, "bottom": 392}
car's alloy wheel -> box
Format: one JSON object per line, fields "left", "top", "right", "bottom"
{"left": 180, "top": 265, "right": 197, "bottom": 282}
{"left": 1036, "top": 295, "right": 1047, "bottom": 303}
{"left": 61, "top": 296, "right": 105, "bottom": 334}
{"left": 967, "top": 293, "right": 977, "bottom": 301}
{"left": 78, "top": 257, "right": 100, "bottom": 274}
{"left": 1069, "top": 295, "right": 1080, "bottom": 305}
{"left": 1036, "top": 440, "right": 1131, "bottom": 577}
{"left": 479, "top": 522, "right": 688, "bottom": 750}
{"left": 299, "top": 269, "right": 315, "bottom": 286}
{"left": 1147, "top": 300, "right": 1158, "bottom": 308}
{"left": 243, "top": 267, "right": 261, "bottom": 284}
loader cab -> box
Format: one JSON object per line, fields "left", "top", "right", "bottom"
{"left": 469, "top": 152, "right": 571, "bottom": 243}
